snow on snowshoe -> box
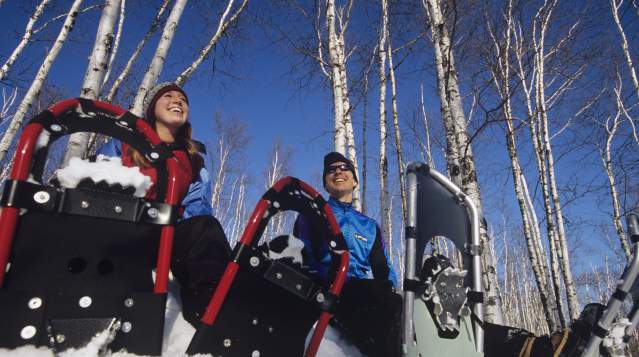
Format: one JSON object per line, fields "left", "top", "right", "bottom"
{"left": 403, "top": 163, "right": 484, "bottom": 357}
{"left": 0, "top": 99, "right": 181, "bottom": 355}
{"left": 186, "top": 177, "right": 349, "bottom": 357}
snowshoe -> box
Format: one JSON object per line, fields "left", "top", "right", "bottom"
{"left": 186, "top": 177, "right": 350, "bottom": 357}
{"left": 0, "top": 98, "right": 182, "bottom": 355}
{"left": 402, "top": 163, "right": 484, "bottom": 357}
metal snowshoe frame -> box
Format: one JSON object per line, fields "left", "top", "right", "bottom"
{"left": 402, "top": 162, "right": 484, "bottom": 355}
{"left": 186, "top": 176, "right": 349, "bottom": 357}
{"left": 582, "top": 210, "right": 639, "bottom": 357}
{"left": 0, "top": 99, "right": 181, "bottom": 354}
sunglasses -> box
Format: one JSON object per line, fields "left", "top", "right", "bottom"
{"left": 326, "top": 164, "right": 351, "bottom": 174}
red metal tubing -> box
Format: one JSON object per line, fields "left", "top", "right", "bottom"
{"left": 153, "top": 158, "right": 180, "bottom": 293}
{"left": 0, "top": 123, "right": 43, "bottom": 286}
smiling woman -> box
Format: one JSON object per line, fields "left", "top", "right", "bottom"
{"left": 96, "top": 82, "right": 232, "bottom": 327}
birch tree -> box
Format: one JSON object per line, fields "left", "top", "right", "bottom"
{"left": 0, "top": 0, "right": 84, "bottom": 165}
{"left": 0, "top": 0, "right": 52, "bottom": 81}
{"left": 423, "top": 0, "right": 503, "bottom": 323}
{"left": 131, "top": 0, "right": 187, "bottom": 116}
{"left": 61, "top": 0, "right": 121, "bottom": 166}
{"left": 323, "top": 0, "right": 361, "bottom": 210}
{"left": 485, "top": 0, "right": 559, "bottom": 331}
{"left": 175, "top": 0, "right": 249, "bottom": 85}
{"left": 598, "top": 72, "right": 632, "bottom": 259}
{"left": 102, "top": 0, "right": 126, "bottom": 87}
{"left": 610, "top": 0, "right": 639, "bottom": 100}
{"left": 379, "top": 0, "right": 392, "bottom": 252}
{"left": 105, "top": 0, "right": 170, "bottom": 102}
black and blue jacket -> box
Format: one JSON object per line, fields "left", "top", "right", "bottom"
{"left": 294, "top": 198, "right": 398, "bottom": 287}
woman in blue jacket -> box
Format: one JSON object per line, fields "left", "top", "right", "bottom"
{"left": 97, "top": 82, "right": 230, "bottom": 327}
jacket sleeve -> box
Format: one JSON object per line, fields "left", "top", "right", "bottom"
{"left": 181, "top": 165, "right": 214, "bottom": 219}
{"left": 95, "top": 138, "right": 122, "bottom": 157}
{"left": 369, "top": 224, "right": 398, "bottom": 288}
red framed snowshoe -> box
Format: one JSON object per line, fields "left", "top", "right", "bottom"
{"left": 186, "top": 176, "right": 350, "bottom": 357}
{"left": 0, "top": 99, "right": 181, "bottom": 355}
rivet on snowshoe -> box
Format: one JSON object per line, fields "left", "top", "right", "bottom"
{"left": 249, "top": 256, "right": 260, "bottom": 267}
{"left": 268, "top": 326, "right": 274, "bottom": 333}
{"left": 28, "top": 297, "right": 42, "bottom": 309}
{"left": 252, "top": 318, "right": 258, "bottom": 325}
{"left": 118, "top": 120, "right": 128, "bottom": 127}
{"left": 20, "top": 325, "right": 36, "bottom": 340}
{"left": 316, "top": 293, "right": 325, "bottom": 303}
{"left": 223, "top": 338, "right": 232, "bottom": 347}
{"left": 114, "top": 205, "right": 123, "bottom": 214}
{"left": 276, "top": 272, "right": 283, "bottom": 279}
{"left": 124, "top": 298, "right": 134, "bottom": 307}
{"left": 121, "top": 321, "right": 132, "bottom": 333}
{"left": 252, "top": 350, "right": 260, "bottom": 357}
{"left": 55, "top": 334, "right": 66, "bottom": 344}
{"left": 296, "top": 284, "right": 302, "bottom": 290}
{"left": 329, "top": 241, "right": 336, "bottom": 248}
{"left": 50, "top": 124, "right": 62, "bottom": 132}
{"left": 78, "top": 296, "right": 92, "bottom": 308}
{"left": 147, "top": 208, "right": 159, "bottom": 218}
{"left": 81, "top": 201, "right": 90, "bottom": 209}
{"left": 33, "top": 191, "right": 50, "bottom": 204}
{"left": 272, "top": 201, "right": 280, "bottom": 208}
{"left": 150, "top": 152, "right": 159, "bottom": 160}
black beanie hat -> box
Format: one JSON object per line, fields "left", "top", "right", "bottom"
{"left": 323, "top": 152, "right": 358, "bottom": 187}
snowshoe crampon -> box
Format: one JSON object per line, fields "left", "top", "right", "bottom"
{"left": 186, "top": 177, "right": 349, "bottom": 357}
{"left": 0, "top": 99, "right": 181, "bottom": 355}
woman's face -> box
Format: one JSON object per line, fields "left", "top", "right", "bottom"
{"left": 153, "top": 90, "right": 189, "bottom": 139}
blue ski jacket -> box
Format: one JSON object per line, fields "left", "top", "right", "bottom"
{"left": 294, "top": 198, "right": 398, "bottom": 287}
{"left": 97, "top": 139, "right": 213, "bottom": 219}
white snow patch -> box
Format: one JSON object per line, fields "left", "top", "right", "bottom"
{"left": 56, "top": 156, "right": 152, "bottom": 197}
{"left": 602, "top": 318, "right": 631, "bottom": 357}
{"left": 35, "top": 131, "right": 51, "bottom": 151}
{"left": 305, "top": 322, "right": 366, "bottom": 357}
{"left": 267, "top": 235, "right": 305, "bottom": 264}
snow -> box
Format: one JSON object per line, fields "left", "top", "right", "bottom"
{"left": 55, "top": 156, "right": 152, "bottom": 197}
{"left": 602, "top": 318, "right": 631, "bottom": 357}
{"left": 266, "top": 234, "right": 305, "bottom": 264}
{"left": 305, "top": 323, "right": 366, "bottom": 357}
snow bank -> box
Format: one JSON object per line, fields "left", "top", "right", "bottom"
{"left": 56, "top": 156, "right": 152, "bottom": 197}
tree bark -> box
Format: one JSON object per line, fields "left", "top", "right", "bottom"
{"left": 102, "top": 0, "right": 126, "bottom": 87}
{"left": 105, "top": 0, "right": 170, "bottom": 102}
{"left": 610, "top": 0, "right": 639, "bottom": 100}
{"left": 131, "top": 0, "right": 187, "bottom": 116}
{"left": 424, "top": 0, "right": 503, "bottom": 323}
{"left": 175, "top": 0, "right": 249, "bottom": 85}
{"left": 379, "top": 0, "right": 392, "bottom": 255}
{"left": 0, "top": 0, "right": 52, "bottom": 81}
{"left": 0, "top": 0, "right": 84, "bottom": 165}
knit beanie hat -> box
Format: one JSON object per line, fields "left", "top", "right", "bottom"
{"left": 142, "top": 82, "right": 188, "bottom": 122}
{"left": 323, "top": 151, "right": 358, "bottom": 188}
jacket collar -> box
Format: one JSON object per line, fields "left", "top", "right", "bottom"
{"left": 328, "top": 197, "right": 353, "bottom": 211}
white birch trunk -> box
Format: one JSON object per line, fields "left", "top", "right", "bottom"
{"left": 379, "top": 0, "right": 392, "bottom": 253}
{"left": 424, "top": 0, "right": 503, "bottom": 323}
{"left": 387, "top": 37, "right": 407, "bottom": 221}
{"left": 602, "top": 77, "right": 632, "bottom": 259}
{"left": 102, "top": 0, "right": 126, "bottom": 87}
{"left": 486, "top": 0, "right": 558, "bottom": 330}
{"left": 61, "top": 0, "right": 121, "bottom": 167}
{"left": 0, "top": 0, "right": 84, "bottom": 165}
{"left": 0, "top": 0, "right": 52, "bottom": 81}
{"left": 105, "top": 0, "right": 170, "bottom": 102}
{"left": 326, "top": 0, "right": 346, "bottom": 155}
{"left": 175, "top": 0, "right": 249, "bottom": 86}
{"left": 611, "top": 0, "right": 639, "bottom": 100}
{"left": 420, "top": 84, "right": 435, "bottom": 168}
{"left": 131, "top": 0, "right": 187, "bottom": 116}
